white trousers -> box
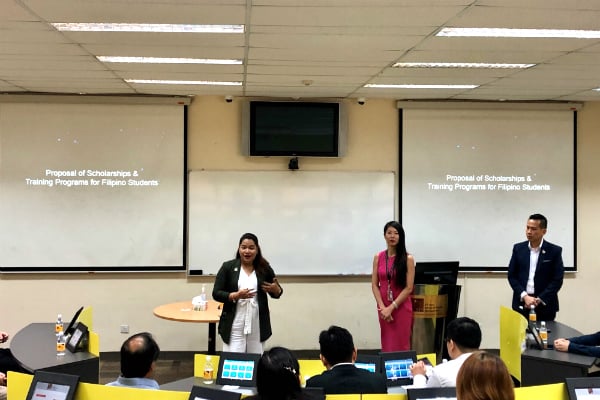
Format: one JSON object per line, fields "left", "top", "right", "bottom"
{"left": 223, "top": 299, "right": 263, "bottom": 354}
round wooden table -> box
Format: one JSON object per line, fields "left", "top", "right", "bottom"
{"left": 153, "top": 300, "right": 222, "bottom": 354}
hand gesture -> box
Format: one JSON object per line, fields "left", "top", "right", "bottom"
{"left": 261, "top": 278, "right": 282, "bottom": 295}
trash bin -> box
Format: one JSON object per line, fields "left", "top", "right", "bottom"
{"left": 411, "top": 283, "right": 461, "bottom": 362}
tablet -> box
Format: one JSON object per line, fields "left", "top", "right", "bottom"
{"left": 188, "top": 385, "right": 241, "bottom": 400}
{"left": 407, "top": 387, "right": 457, "bottom": 400}
{"left": 64, "top": 306, "right": 84, "bottom": 337}
{"left": 565, "top": 377, "right": 600, "bottom": 400}
{"left": 25, "top": 371, "right": 79, "bottom": 400}
{"left": 66, "top": 321, "right": 88, "bottom": 353}
{"left": 355, "top": 354, "right": 383, "bottom": 374}
{"left": 216, "top": 352, "right": 261, "bottom": 387}
{"left": 380, "top": 350, "right": 417, "bottom": 386}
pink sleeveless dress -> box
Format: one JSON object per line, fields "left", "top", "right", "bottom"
{"left": 377, "top": 250, "right": 413, "bottom": 351}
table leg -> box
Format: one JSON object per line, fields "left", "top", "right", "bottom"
{"left": 208, "top": 322, "right": 216, "bottom": 355}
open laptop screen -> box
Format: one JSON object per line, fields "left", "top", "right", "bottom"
{"left": 566, "top": 377, "right": 600, "bottom": 400}
{"left": 380, "top": 350, "right": 417, "bottom": 386}
{"left": 355, "top": 354, "right": 383, "bottom": 374}
{"left": 188, "top": 385, "right": 241, "bottom": 400}
{"left": 407, "top": 387, "right": 457, "bottom": 400}
{"left": 216, "top": 352, "right": 261, "bottom": 387}
{"left": 26, "top": 371, "right": 79, "bottom": 400}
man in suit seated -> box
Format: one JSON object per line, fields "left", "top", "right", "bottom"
{"left": 306, "top": 325, "right": 387, "bottom": 394}
{"left": 106, "top": 332, "right": 160, "bottom": 389}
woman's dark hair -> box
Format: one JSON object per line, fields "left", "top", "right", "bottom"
{"left": 255, "top": 347, "right": 302, "bottom": 400}
{"left": 235, "top": 232, "right": 269, "bottom": 274}
{"left": 383, "top": 221, "right": 408, "bottom": 288}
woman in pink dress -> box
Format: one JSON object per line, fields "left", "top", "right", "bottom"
{"left": 371, "top": 221, "right": 415, "bottom": 351}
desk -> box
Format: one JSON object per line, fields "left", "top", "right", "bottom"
{"left": 11, "top": 323, "right": 99, "bottom": 383}
{"left": 521, "top": 321, "right": 597, "bottom": 386}
{"left": 153, "top": 301, "right": 221, "bottom": 355}
{"left": 161, "top": 376, "right": 256, "bottom": 395}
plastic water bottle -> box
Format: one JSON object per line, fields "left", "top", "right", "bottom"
{"left": 539, "top": 321, "right": 548, "bottom": 349}
{"left": 200, "top": 284, "right": 208, "bottom": 311}
{"left": 55, "top": 314, "right": 64, "bottom": 334}
{"left": 203, "top": 355, "right": 214, "bottom": 384}
{"left": 529, "top": 305, "right": 537, "bottom": 325}
{"left": 56, "top": 332, "right": 66, "bottom": 356}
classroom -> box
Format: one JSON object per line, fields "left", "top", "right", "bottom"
{"left": 1, "top": 2, "right": 600, "bottom": 399}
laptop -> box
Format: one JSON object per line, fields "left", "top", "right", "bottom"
{"left": 407, "top": 387, "right": 457, "bottom": 400}
{"left": 355, "top": 354, "right": 383, "bottom": 374}
{"left": 380, "top": 350, "right": 418, "bottom": 386}
{"left": 64, "top": 306, "right": 84, "bottom": 337}
{"left": 188, "top": 385, "right": 241, "bottom": 400}
{"left": 216, "top": 352, "right": 261, "bottom": 388}
{"left": 565, "top": 377, "right": 600, "bottom": 400}
{"left": 25, "top": 371, "right": 79, "bottom": 400}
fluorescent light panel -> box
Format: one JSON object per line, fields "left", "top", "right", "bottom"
{"left": 52, "top": 23, "right": 244, "bottom": 33}
{"left": 393, "top": 62, "right": 534, "bottom": 69}
{"left": 365, "top": 84, "right": 479, "bottom": 89}
{"left": 126, "top": 79, "right": 242, "bottom": 86}
{"left": 98, "top": 56, "right": 242, "bottom": 65}
{"left": 437, "top": 27, "right": 600, "bottom": 39}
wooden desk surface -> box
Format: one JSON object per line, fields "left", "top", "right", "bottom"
{"left": 153, "top": 300, "right": 221, "bottom": 323}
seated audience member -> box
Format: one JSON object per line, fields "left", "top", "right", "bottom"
{"left": 456, "top": 351, "right": 514, "bottom": 400}
{"left": 410, "top": 317, "right": 482, "bottom": 387}
{"left": 106, "top": 332, "right": 160, "bottom": 389}
{"left": 1, "top": 329, "right": 27, "bottom": 400}
{"left": 555, "top": 331, "right": 600, "bottom": 358}
{"left": 246, "top": 346, "right": 319, "bottom": 400}
{"left": 305, "top": 325, "right": 387, "bottom": 394}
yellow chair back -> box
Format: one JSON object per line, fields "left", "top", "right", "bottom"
{"left": 194, "top": 353, "right": 220, "bottom": 377}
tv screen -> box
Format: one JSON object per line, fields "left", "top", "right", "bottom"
{"left": 247, "top": 101, "right": 343, "bottom": 157}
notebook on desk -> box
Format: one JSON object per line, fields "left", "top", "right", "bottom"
{"left": 380, "top": 350, "right": 418, "bottom": 386}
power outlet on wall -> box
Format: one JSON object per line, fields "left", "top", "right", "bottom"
{"left": 120, "top": 324, "right": 129, "bottom": 334}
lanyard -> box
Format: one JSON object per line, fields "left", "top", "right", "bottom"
{"left": 385, "top": 253, "right": 394, "bottom": 301}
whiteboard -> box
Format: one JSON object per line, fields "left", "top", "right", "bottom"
{"left": 188, "top": 170, "right": 395, "bottom": 275}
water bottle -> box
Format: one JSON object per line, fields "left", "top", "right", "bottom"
{"left": 56, "top": 332, "right": 66, "bottom": 356}
{"left": 539, "top": 321, "right": 548, "bottom": 349}
{"left": 203, "top": 355, "right": 214, "bottom": 384}
{"left": 529, "top": 305, "right": 537, "bottom": 325}
{"left": 200, "top": 284, "right": 208, "bottom": 311}
{"left": 55, "top": 314, "right": 64, "bottom": 334}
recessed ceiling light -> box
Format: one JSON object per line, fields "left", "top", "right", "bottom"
{"left": 51, "top": 23, "right": 244, "bottom": 33}
{"left": 437, "top": 27, "right": 600, "bottom": 39}
{"left": 126, "top": 79, "right": 242, "bottom": 86}
{"left": 392, "top": 62, "right": 534, "bottom": 69}
{"left": 364, "top": 84, "right": 479, "bottom": 89}
{"left": 98, "top": 56, "right": 242, "bottom": 65}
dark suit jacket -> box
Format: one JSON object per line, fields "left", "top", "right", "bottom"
{"left": 212, "top": 258, "right": 281, "bottom": 343}
{"left": 507, "top": 239, "right": 564, "bottom": 320}
{"left": 305, "top": 364, "right": 388, "bottom": 394}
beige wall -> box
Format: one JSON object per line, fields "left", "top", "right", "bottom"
{"left": 1, "top": 97, "right": 598, "bottom": 353}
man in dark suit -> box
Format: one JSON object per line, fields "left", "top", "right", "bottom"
{"left": 508, "top": 213, "right": 564, "bottom": 321}
{"left": 306, "top": 325, "right": 387, "bottom": 394}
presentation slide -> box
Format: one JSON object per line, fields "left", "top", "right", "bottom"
{"left": 401, "top": 108, "right": 575, "bottom": 271}
{"left": 0, "top": 101, "right": 185, "bottom": 272}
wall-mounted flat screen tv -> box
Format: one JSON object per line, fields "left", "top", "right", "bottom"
{"left": 242, "top": 101, "right": 347, "bottom": 157}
